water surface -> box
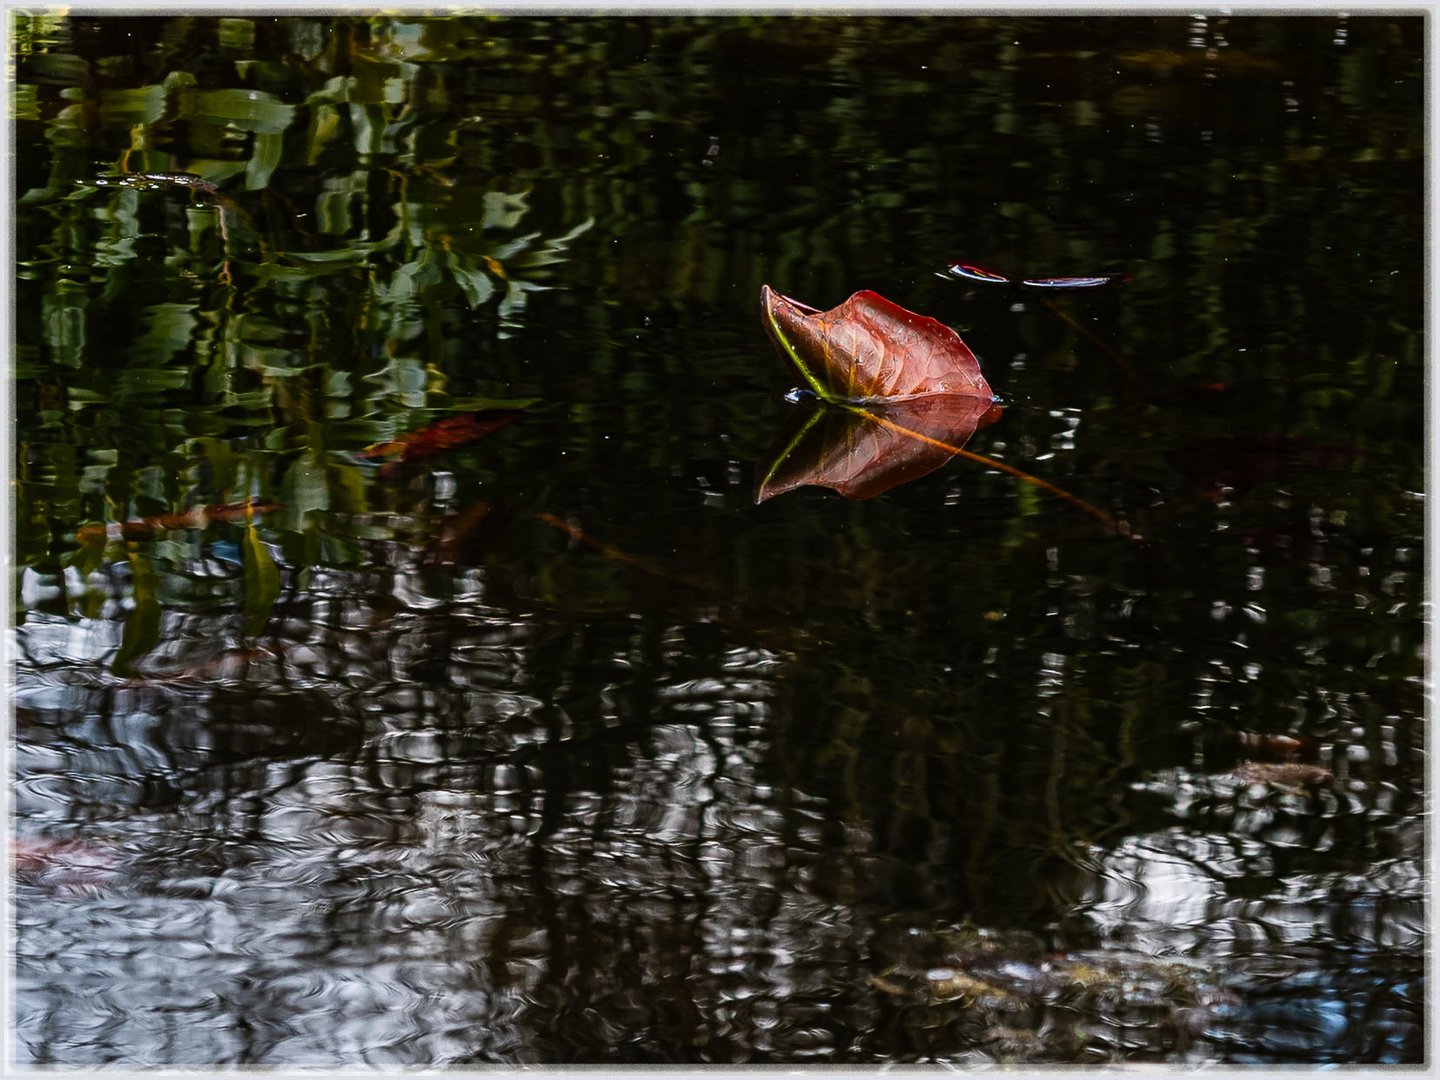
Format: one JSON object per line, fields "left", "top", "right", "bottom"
{"left": 9, "top": 13, "right": 1426, "bottom": 1066}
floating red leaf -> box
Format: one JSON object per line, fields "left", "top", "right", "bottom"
{"left": 757, "top": 287, "right": 1129, "bottom": 535}
{"left": 759, "top": 286, "right": 994, "bottom": 403}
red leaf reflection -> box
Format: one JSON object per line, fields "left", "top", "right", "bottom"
{"left": 756, "top": 395, "right": 1004, "bottom": 502}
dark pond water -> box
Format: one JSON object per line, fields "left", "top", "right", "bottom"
{"left": 9, "top": 12, "right": 1426, "bottom": 1066}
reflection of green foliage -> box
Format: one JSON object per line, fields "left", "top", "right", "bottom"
{"left": 241, "top": 519, "right": 281, "bottom": 637}
{"left": 112, "top": 549, "right": 162, "bottom": 677}
{"left": 12, "top": 13, "right": 596, "bottom": 637}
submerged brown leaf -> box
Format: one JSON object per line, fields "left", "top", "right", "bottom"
{"left": 359, "top": 408, "right": 524, "bottom": 467}
{"left": 76, "top": 501, "right": 282, "bottom": 543}
{"left": 1169, "top": 436, "right": 1360, "bottom": 501}
{"left": 12, "top": 836, "right": 120, "bottom": 894}
{"left": 424, "top": 501, "right": 494, "bottom": 567}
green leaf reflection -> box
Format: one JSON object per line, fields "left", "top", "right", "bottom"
{"left": 242, "top": 519, "right": 282, "bottom": 638}
{"left": 111, "top": 549, "right": 162, "bottom": 677}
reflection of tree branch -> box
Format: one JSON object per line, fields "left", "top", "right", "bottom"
{"left": 1038, "top": 298, "right": 1140, "bottom": 391}
{"left": 534, "top": 513, "right": 719, "bottom": 595}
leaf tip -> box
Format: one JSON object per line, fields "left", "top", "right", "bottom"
{"left": 758, "top": 283, "right": 781, "bottom": 320}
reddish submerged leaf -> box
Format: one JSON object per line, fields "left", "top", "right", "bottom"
{"left": 12, "top": 837, "right": 120, "bottom": 894}
{"left": 423, "top": 501, "right": 494, "bottom": 566}
{"left": 759, "top": 286, "right": 994, "bottom": 403}
{"left": 757, "top": 395, "right": 1003, "bottom": 502}
{"left": 76, "top": 501, "right": 282, "bottom": 543}
{"left": 1169, "top": 436, "right": 1360, "bottom": 500}
{"left": 1234, "top": 730, "right": 1322, "bottom": 763}
{"left": 359, "top": 408, "right": 523, "bottom": 466}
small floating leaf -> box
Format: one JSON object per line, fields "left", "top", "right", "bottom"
{"left": 1020, "top": 274, "right": 1129, "bottom": 289}
{"left": 944, "top": 262, "right": 1013, "bottom": 285}
{"left": 943, "top": 261, "right": 1129, "bottom": 290}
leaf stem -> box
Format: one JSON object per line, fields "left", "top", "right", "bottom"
{"left": 763, "top": 290, "right": 834, "bottom": 401}
{"left": 846, "top": 404, "right": 1134, "bottom": 538}
{"left": 534, "top": 513, "right": 720, "bottom": 591}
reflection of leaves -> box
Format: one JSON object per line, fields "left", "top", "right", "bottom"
{"left": 759, "top": 285, "right": 994, "bottom": 403}
{"left": 757, "top": 395, "right": 1003, "bottom": 502}
{"left": 380, "top": 211, "right": 594, "bottom": 322}
{"left": 192, "top": 89, "right": 295, "bottom": 134}
{"left": 480, "top": 190, "right": 530, "bottom": 231}
{"left": 449, "top": 257, "right": 496, "bottom": 307}
{"left": 190, "top": 88, "right": 296, "bottom": 190}
{"left": 242, "top": 519, "right": 282, "bottom": 638}
{"left": 125, "top": 302, "right": 200, "bottom": 368}
{"left": 112, "top": 550, "right": 162, "bottom": 677}
{"left": 283, "top": 450, "right": 333, "bottom": 520}
{"left": 41, "top": 280, "right": 88, "bottom": 367}
{"left": 98, "top": 85, "right": 167, "bottom": 125}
